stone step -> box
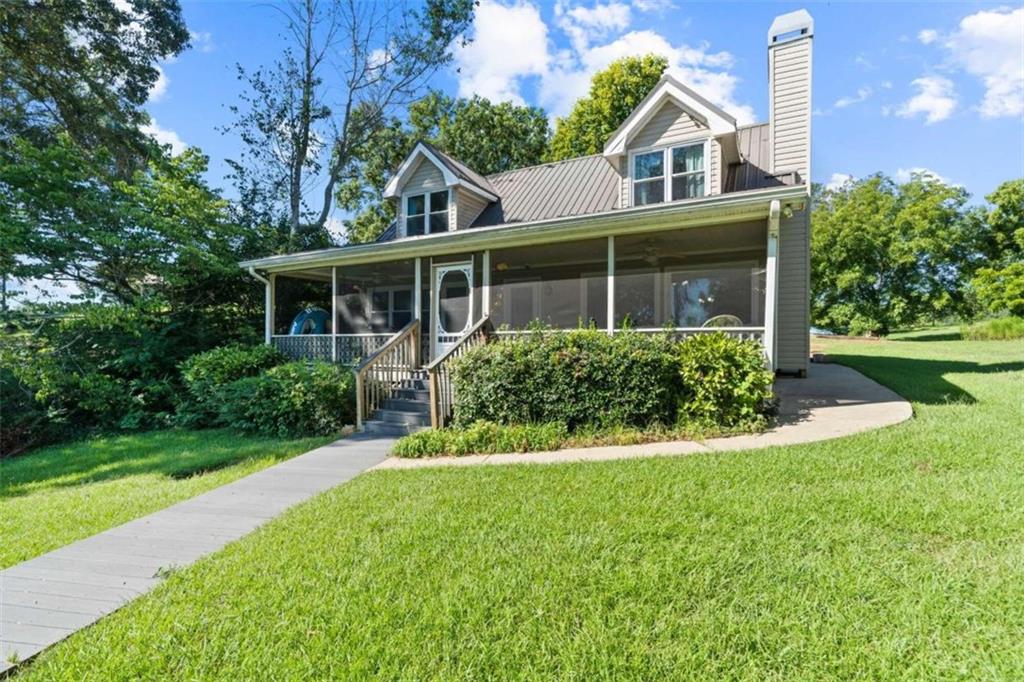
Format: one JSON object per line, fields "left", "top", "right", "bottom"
{"left": 373, "top": 409, "right": 431, "bottom": 427}
{"left": 362, "top": 420, "right": 426, "bottom": 437}
{"left": 383, "top": 398, "right": 430, "bottom": 414}
{"left": 393, "top": 387, "right": 430, "bottom": 402}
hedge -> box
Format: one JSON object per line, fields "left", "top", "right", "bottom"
{"left": 451, "top": 329, "right": 774, "bottom": 432}
{"left": 177, "top": 344, "right": 286, "bottom": 427}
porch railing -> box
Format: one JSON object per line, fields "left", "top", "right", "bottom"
{"left": 491, "top": 326, "right": 765, "bottom": 344}
{"left": 354, "top": 320, "right": 421, "bottom": 430}
{"left": 426, "top": 315, "right": 494, "bottom": 429}
{"left": 271, "top": 333, "right": 394, "bottom": 364}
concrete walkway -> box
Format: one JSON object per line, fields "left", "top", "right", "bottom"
{"left": 0, "top": 434, "right": 393, "bottom": 672}
{"left": 372, "top": 363, "right": 913, "bottom": 470}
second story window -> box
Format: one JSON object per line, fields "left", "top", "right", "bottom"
{"left": 633, "top": 151, "right": 665, "bottom": 206}
{"left": 406, "top": 190, "right": 450, "bottom": 236}
{"left": 632, "top": 141, "right": 707, "bottom": 206}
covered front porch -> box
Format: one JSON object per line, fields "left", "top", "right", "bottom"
{"left": 262, "top": 219, "right": 777, "bottom": 367}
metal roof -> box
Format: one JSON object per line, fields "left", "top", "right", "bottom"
{"left": 471, "top": 155, "right": 621, "bottom": 227}
{"left": 725, "top": 123, "right": 795, "bottom": 192}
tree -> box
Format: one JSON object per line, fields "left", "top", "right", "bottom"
{"left": 811, "top": 173, "right": 977, "bottom": 336}
{"left": 547, "top": 55, "right": 668, "bottom": 161}
{"left": 224, "top": 0, "right": 475, "bottom": 248}
{"left": 971, "top": 179, "right": 1024, "bottom": 317}
{"left": 0, "top": 0, "right": 190, "bottom": 168}
{"left": 338, "top": 91, "right": 550, "bottom": 243}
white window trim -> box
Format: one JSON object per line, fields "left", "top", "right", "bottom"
{"left": 402, "top": 188, "right": 452, "bottom": 237}
{"left": 628, "top": 138, "right": 711, "bottom": 207}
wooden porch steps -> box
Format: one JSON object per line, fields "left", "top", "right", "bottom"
{"left": 362, "top": 370, "right": 432, "bottom": 437}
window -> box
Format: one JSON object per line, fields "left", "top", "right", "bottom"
{"left": 631, "top": 141, "right": 707, "bottom": 206}
{"left": 671, "top": 144, "right": 704, "bottom": 200}
{"left": 369, "top": 287, "right": 413, "bottom": 331}
{"left": 632, "top": 151, "right": 664, "bottom": 206}
{"left": 405, "top": 190, "right": 449, "bottom": 236}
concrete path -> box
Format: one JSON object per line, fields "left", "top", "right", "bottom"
{"left": 372, "top": 363, "right": 912, "bottom": 470}
{"left": 0, "top": 434, "right": 393, "bottom": 672}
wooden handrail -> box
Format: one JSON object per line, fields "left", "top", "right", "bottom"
{"left": 354, "top": 319, "right": 421, "bottom": 430}
{"left": 426, "top": 315, "right": 493, "bottom": 429}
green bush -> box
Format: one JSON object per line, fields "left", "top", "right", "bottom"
{"left": 961, "top": 316, "right": 1024, "bottom": 341}
{"left": 217, "top": 361, "right": 355, "bottom": 438}
{"left": 451, "top": 329, "right": 680, "bottom": 430}
{"left": 178, "top": 344, "right": 285, "bottom": 427}
{"left": 392, "top": 421, "right": 568, "bottom": 458}
{"left": 676, "top": 333, "right": 775, "bottom": 428}
{"left": 0, "top": 365, "right": 65, "bottom": 458}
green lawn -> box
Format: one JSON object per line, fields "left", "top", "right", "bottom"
{"left": 18, "top": 332, "right": 1024, "bottom": 679}
{"left": 1, "top": 429, "right": 332, "bottom": 568}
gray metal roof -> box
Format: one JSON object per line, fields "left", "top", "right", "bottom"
{"left": 471, "top": 154, "right": 621, "bottom": 227}
{"left": 419, "top": 140, "right": 498, "bottom": 198}
{"left": 725, "top": 123, "right": 794, "bottom": 192}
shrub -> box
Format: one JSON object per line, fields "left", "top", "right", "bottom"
{"left": 451, "top": 329, "right": 680, "bottom": 430}
{"left": 961, "top": 316, "right": 1024, "bottom": 341}
{"left": 178, "top": 344, "right": 285, "bottom": 427}
{"left": 676, "top": 333, "right": 775, "bottom": 428}
{"left": 0, "top": 365, "right": 66, "bottom": 458}
{"left": 217, "top": 361, "right": 355, "bottom": 438}
{"left": 392, "top": 421, "right": 568, "bottom": 458}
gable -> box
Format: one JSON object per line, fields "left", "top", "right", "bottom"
{"left": 403, "top": 157, "right": 445, "bottom": 194}
{"left": 628, "top": 101, "right": 708, "bottom": 149}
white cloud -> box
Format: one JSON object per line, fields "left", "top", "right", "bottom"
{"left": 894, "top": 167, "right": 956, "bottom": 186}
{"left": 148, "top": 65, "right": 169, "bottom": 102}
{"left": 454, "top": 0, "right": 549, "bottom": 104}
{"left": 917, "top": 29, "right": 939, "bottom": 44}
{"left": 853, "top": 54, "right": 874, "bottom": 70}
{"left": 834, "top": 86, "right": 872, "bottom": 109}
{"left": 190, "top": 31, "right": 215, "bottom": 53}
{"left": 632, "top": 0, "right": 675, "bottom": 11}
{"left": 825, "top": 173, "right": 855, "bottom": 191}
{"left": 141, "top": 119, "right": 186, "bottom": 155}
{"left": 896, "top": 75, "right": 957, "bottom": 124}
{"left": 943, "top": 7, "right": 1024, "bottom": 119}
{"left": 456, "top": 0, "right": 755, "bottom": 125}
{"left": 881, "top": 80, "right": 893, "bottom": 89}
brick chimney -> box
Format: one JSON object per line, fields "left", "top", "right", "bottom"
{"left": 768, "top": 9, "right": 813, "bottom": 187}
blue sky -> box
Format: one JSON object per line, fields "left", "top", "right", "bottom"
{"left": 147, "top": 0, "right": 1023, "bottom": 208}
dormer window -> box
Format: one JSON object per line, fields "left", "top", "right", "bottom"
{"left": 405, "top": 190, "right": 450, "bottom": 236}
{"left": 631, "top": 140, "right": 708, "bottom": 206}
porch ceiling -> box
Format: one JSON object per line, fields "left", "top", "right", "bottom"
{"left": 241, "top": 184, "right": 806, "bottom": 274}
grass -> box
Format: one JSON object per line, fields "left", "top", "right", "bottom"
{"left": 961, "top": 315, "right": 1024, "bottom": 340}
{"left": 1, "top": 429, "right": 332, "bottom": 568}
{"left": 17, "top": 330, "right": 1024, "bottom": 679}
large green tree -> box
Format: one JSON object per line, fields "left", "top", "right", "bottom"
{"left": 547, "top": 54, "right": 668, "bottom": 161}
{"left": 971, "top": 179, "right": 1024, "bottom": 317}
{"left": 811, "top": 173, "right": 978, "bottom": 335}
{"left": 224, "top": 0, "right": 475, "bottom": 248}
{"left": 338, "top": 91, "right": 549, "bottom": 244}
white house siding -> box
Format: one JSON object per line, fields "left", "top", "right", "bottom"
{"left": 776, "top": 207, "right": 810, "bottom": 374}
{"left": 769, "top": 37, "right": 811, "bottom": 181}
{"left": 454, "top": 187, "right": 490, "bottom": 230}
{"left": 629, "top": 101, "right": 707, "bottom": 148}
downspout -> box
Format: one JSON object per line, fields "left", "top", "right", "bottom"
{"left": 248, "top": 266, "right": 274, "bottom": 345}
{"left": 764, "top": 200, "right": 781, "bottom": 372}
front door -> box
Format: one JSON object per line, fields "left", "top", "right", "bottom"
{"left": 433, "top": 262, "right": 473, "bottom": 357}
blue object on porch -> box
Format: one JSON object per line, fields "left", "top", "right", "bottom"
{"left": 289, "top": 307, "right": 330, "bottom": 335}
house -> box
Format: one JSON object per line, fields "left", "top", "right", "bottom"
{"left": 240, "top": 9, "right": 814, "bottom": 434}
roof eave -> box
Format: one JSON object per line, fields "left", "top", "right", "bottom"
{"left": 240, "top": 185, "right": 808, "bottom": 272}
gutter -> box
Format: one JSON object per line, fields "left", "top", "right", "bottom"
{"left": 240, "top": 184, "right": 808, "bottom": 273}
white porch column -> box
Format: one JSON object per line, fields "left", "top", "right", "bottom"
{"left": 764, "top": 201, "right": 781, "bottom": 370}
{"left": 482, "top": 250, "right": 491, "bottom": 316}
{"left": 331, "top": 266, "right": 338, "bottom": 363}
{"left": 265, "top": 273, "right": 276, "bottom": 345}
{"left": 414, "top": 257, "right": 422, "bottom": 321}
{"left": 606, "top": 236, "right": 615, "bottom": 334}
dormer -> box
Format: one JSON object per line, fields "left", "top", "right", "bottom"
{"left": 603, "top": 75, "right": 738, "bottom": 208}
{"left": 383, "top": 141, "right": 498, "bottom": 238}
